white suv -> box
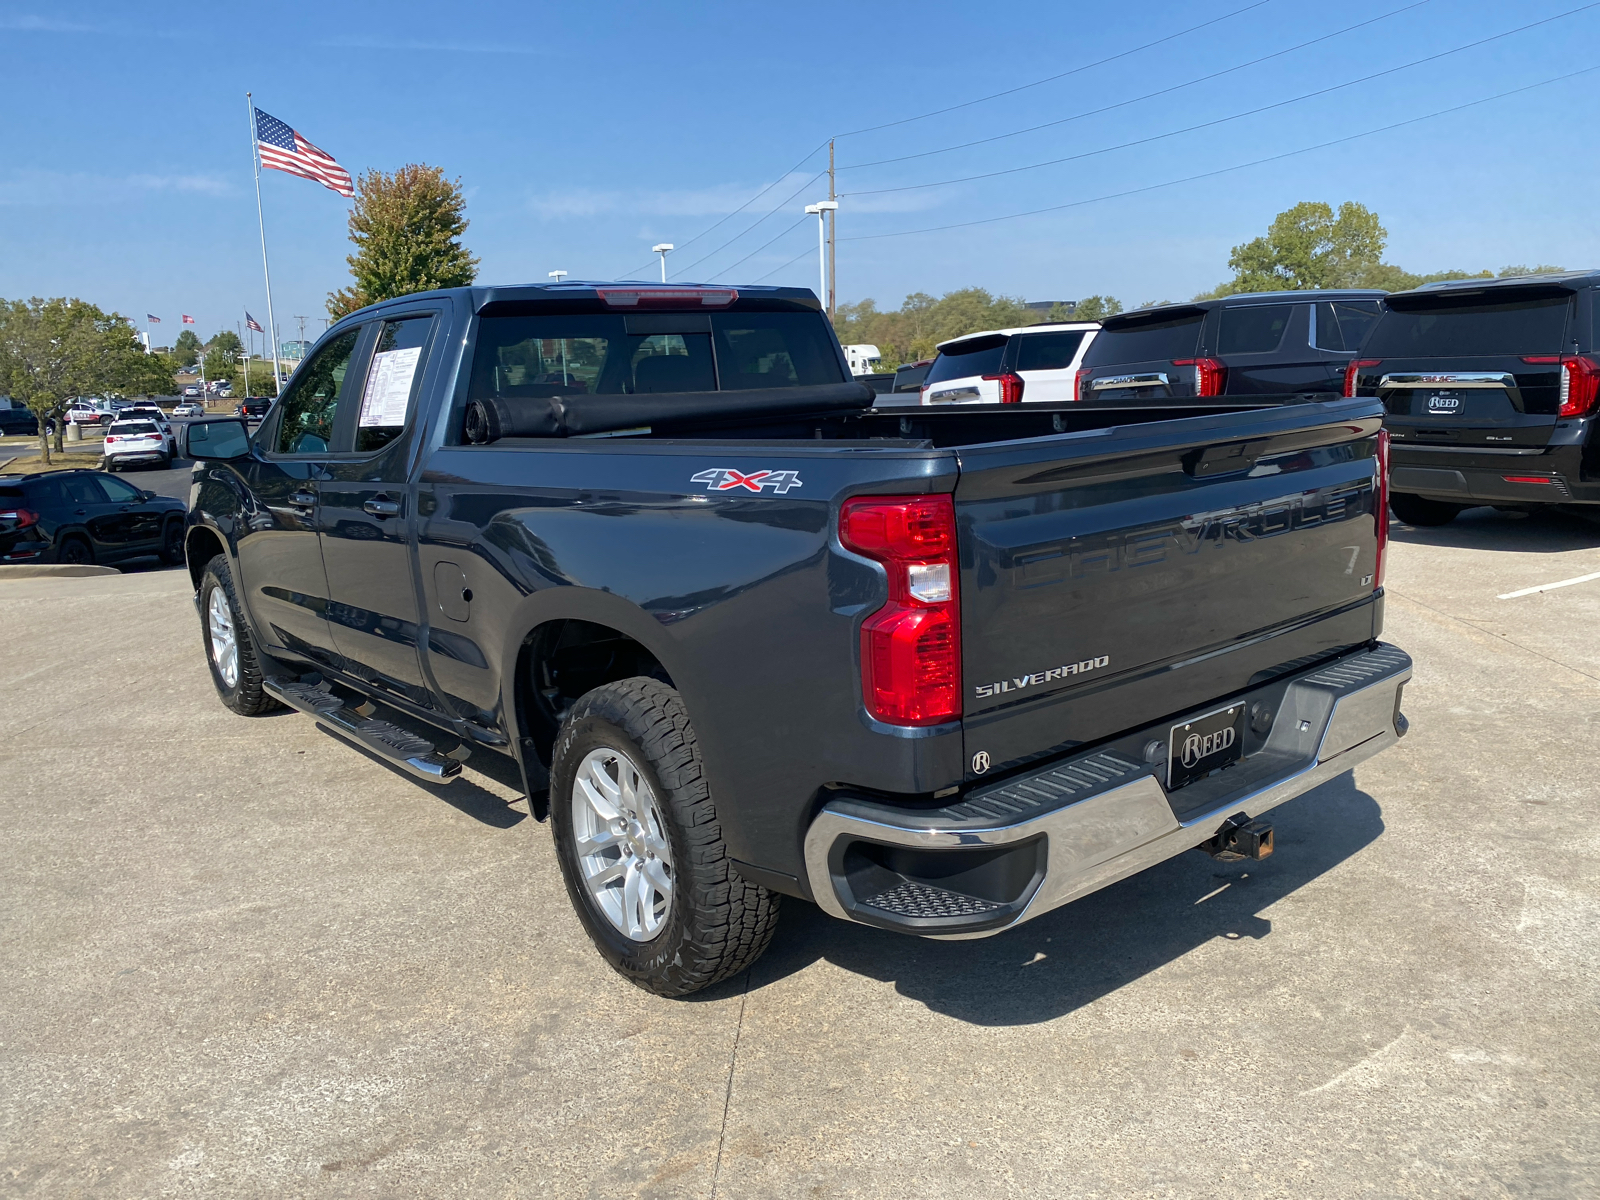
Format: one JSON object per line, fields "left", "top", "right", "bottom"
{"left": 920, "top": 322, "right": 1099, "bottom": 405}
{"left": 103, "top": 419, "right": 175, "bottom": 470}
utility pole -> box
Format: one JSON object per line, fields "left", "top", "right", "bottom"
{"left": 293, "top": 315, "right": 308, "bottom": 361}
{"left": 826, "top": 138, "right": 836, "bottom": 322}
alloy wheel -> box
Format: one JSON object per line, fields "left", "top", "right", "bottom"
{"left": 207, "top": 585, "right": 239, "bottom": 688}
{"left": 570, "top": 747, "right": 674, "bottom": 941}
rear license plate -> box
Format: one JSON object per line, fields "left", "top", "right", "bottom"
{"left": 1168, "top": 702, "right": 1245, "bottom": 790}
{"left": 1426, "top": 391, "right": 1463, "bottom": 413}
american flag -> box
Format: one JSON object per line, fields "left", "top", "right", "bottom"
{"left": 146, "top": 313, "right": 161, "bottom": 323}
{"left": 254, "top": 108, "right": 354, "bottom": 198}
{"left": 245, "top": 312, "right": 264, "bottom": 333}
{"left": 182, "top": 315, "right": 195, "bottom": 324}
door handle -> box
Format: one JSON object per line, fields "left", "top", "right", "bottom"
{"left": 287, "top": 491, "right": 317, "bottom": 508}
{"left": 363, "top": 498, "right": 401, "bottom": 518}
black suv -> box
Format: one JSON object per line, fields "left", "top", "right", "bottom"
{"left": 0, "top": 469, "right": 186, "bottom": 566}
{"left": 1349, "top": 272, "right": 1600, "bottom": 525}
{"left": 1075, "top": 290, "right": 1386, "bottom": 401}
{"left": 236, "top": 398, "right": 272, "bottom": 420}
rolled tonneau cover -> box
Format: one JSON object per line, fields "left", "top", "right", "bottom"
{"left": 465, "top": 381, "right": 876, "bottom": 442}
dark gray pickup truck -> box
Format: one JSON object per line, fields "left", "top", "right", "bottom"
{"left": 182, "top": 281, "right": 1411, "bottom": 996}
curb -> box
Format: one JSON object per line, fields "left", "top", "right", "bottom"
{"left": 0, "top": 564, "right": 120, "bottom": 579}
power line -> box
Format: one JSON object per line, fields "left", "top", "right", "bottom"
{"left": 833, "top": 0, "right": 1277, "bottom": 139}
{"left": 750, "top": 245, "right": 816, "bottom": 285}
{"left": 842, "top": 64, "right": 1600, "bottom": 243}
{"left": 612, "top": 1, "right": 1277, "bottom": 279}
{"left": 840, "top": 0, "right": 1431, "bottom": 174}
{"left": 614, "top": 145, "right": 829, "bottom": 279}
{"left": 842, "top": 1, "right": 1600, "bottom": 198}
{"left": 702, "top": 215, "right": 813, "bottom": 282}
{"left": 667, "top": 170, "right": 825, "bottom": 280}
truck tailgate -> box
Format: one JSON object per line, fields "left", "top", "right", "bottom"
{"left": 957, "top": 400, "right": 1385, "bottom": 776}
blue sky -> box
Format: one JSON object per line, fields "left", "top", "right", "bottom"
{"left": 2, "top": 0, "right": 1597, "bottom": 346}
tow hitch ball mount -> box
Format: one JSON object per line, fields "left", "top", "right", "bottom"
{"left": 1200, "top": 811, "right": 1274, "bottom": 861}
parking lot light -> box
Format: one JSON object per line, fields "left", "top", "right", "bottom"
{"left": 805, "top": 202, "right": 838, "bottom": 308}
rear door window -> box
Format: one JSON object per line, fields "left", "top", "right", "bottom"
{"left": 1365, "top": 292, "right": 1572, "bottom": 357}
{"left": 354, "top": 315, "right": 435, "bottom": 453}
{"left": 1314, "top": 301, "right": 1382, "bottom": 352}
{"left": 925, "top": 336, "right": 1007, "bottom": 385}
{"left": 1217, "top": 304, "right": 1293, "bottom": 355}
{"left": 1082, "top": 311, "right": 1204, "bottom": 365}
{"left": 1014, "top": 331, "right": 1087, "bottom": 371}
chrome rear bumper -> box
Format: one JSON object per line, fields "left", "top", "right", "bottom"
{"left": 803, "top": 643, "right": 1411, "bottom": 938}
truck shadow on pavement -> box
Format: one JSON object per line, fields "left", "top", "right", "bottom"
{"left": 745, "top": 772, "right": 1382, "bottom": 1026}
{"left": 1388, "top": 506, "right": 1599, "bottom": 553}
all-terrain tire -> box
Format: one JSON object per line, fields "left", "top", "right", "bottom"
{"left": 199, "top": 552, "right": 283, "bottom": 716}
{"left": 550, "top": 677, "right": 780, "bottom": 997}
{"left": 1389, "top": 491, "right": 1462, "bottom": 527}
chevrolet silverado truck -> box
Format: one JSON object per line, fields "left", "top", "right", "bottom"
{"left": 182, "top": 281, "right": 1411, "bottom": 997}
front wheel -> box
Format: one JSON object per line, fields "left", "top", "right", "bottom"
{"left": 159, "top": 518, "right": 184, "bottom": 565}
{"left": 1390, "top": 491, "right": 1462, "bottom": 527}
{"left": 549, "top": 677, "right": 780, "bottom": 997}
{"left": 198, "top": 553, "right": 281, "bottom": 716}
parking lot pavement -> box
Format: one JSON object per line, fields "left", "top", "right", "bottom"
{"left": 1, "top": 512, "right": 1597, "bottom": 1198}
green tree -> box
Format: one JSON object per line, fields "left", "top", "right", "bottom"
{"left": 1204, "top": 201, "right": 1387, "bottom": 296}
{"left": 835, "top": 287, "right": 1086, "bottom": 366}
{"left": 1073, "top": 295, "right": 1124, "bottom": 322}
{"left": 1498, "top": 264, "right": 1564, "bottom": 277}
{"left": 173, "top": 329, "right": 202, "bottom": 366}
{"left": 207, "top": 330, "right": 243, "bottom": 359}
{"left": 0, "top": 298, "right": 173, "bottom": 463}
{"left": 328, "top": 163, "right": 478, "bottom": 318}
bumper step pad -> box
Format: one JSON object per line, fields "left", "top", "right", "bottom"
{"left": 265, "top": 677, "right": 464, "bottom": 784}
{"left": 861, "top": 880, "right": 1006, "bottom": 921}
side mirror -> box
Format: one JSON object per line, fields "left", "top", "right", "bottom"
{"left": 140, "top": 490, "right": 156, "bottom": 501}
{"left": 185, "top": 418, "right": 252, "bottom": 461}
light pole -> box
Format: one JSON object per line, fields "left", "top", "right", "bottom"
{"left": 805, "top": 201, "right": 838, "bottom": 309}
{"left": 548, "top": 269, "right": 568, "bottom": 284}
{"left": 237, "top": 350, "right": 250, "bottom": 398}
{"left": 652, "top": 243, "right": 674, "bottom": 282}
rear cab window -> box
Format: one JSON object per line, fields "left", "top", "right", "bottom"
{"left": 469, "top": 311, "right": 842, "bottom": 404}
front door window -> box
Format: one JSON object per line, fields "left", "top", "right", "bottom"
{"left": 276, "top": 330, "right": 359, "bottom": 455}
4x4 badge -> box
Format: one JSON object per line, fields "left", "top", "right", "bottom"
{"left": 690, "top": 468, "right": 803, "bottom": 494}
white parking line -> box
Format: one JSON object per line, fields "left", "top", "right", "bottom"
{"left": 1498, "top": 570, "right": 1600, "bottom": 600}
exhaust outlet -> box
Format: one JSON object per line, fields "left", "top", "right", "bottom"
{"left": 1199, "top": 812, "right": 1274, "bottom": 861}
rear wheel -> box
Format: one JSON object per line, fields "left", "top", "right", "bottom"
{"left": 1390, "top": 492, "right": 1462, "bottom": 527}
{"left": 56, "top": 536, "right": 93, "bottom": 565}
{"left": 549, "top": 677, "right": 780, "bottom": 997}
{"left": 159, "top": 517, "right": 184, "bottom": 565}
{"left": 198, "top": 553, "right": 281, "bottom": 716}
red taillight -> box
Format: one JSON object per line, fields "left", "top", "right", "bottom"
{"left": 1374, "top": 428, "right": 1390, "bottom": 589}
{"left": 1344, "top": 358, "right": 1381, "bottom": 398}
{"left": 104, "top": 436, "right": 118, "bottom": 443}
{"left": 0, "top": 508, "right": 39, "bottom": 528}
{"left": 1074, "top": 367, "right": 1092, "bottom": 402}
{"left": 1502, "top": 475, "right": 1555, "bottom": 485}
{"left": 982, "top": 371, "right": 1025, "bottom": 404}
{"left": 595, "top": 287, "right": 737, "bottom": 308}
{"left": 1173, "top": 357, "right": 1228, "bottom": 396}
{"left": 839, "top": 494, "right": 961, "bottom": 726}
{"left": 1560, "top": 356, "right": 1599, "bottom": 417}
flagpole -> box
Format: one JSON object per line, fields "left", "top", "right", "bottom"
{"left": 246, "top": 91, "right": 283, "bottom": 395}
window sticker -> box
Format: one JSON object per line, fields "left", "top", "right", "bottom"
{"left": 358, "top": 346, "right": 422, "bottom": 427}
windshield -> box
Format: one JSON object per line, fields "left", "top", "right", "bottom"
{"left": 469, "top": 312, "right": 843, "bottom": 399}
{"left": 1082, "top": 311, "right": 1204, "bottom": 365}
{"left": 1365, "top": 293, "right": 1572, "bottom": 358}
{"left": 925, "top": 336, "right": 1006, "bottom": 386}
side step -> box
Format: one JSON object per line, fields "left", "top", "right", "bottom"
{"left": 264, "top": 677, "right": 465, "bottom": 785}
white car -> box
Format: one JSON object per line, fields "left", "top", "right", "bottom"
{"left": 920, "top": 322, "right": 1100, "bottom": 405}
{"left": 103, "top": 419, "right": 176, "bottom": 471}
{"left": 172, "top": 402, "right": 205, "bottom": 417}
